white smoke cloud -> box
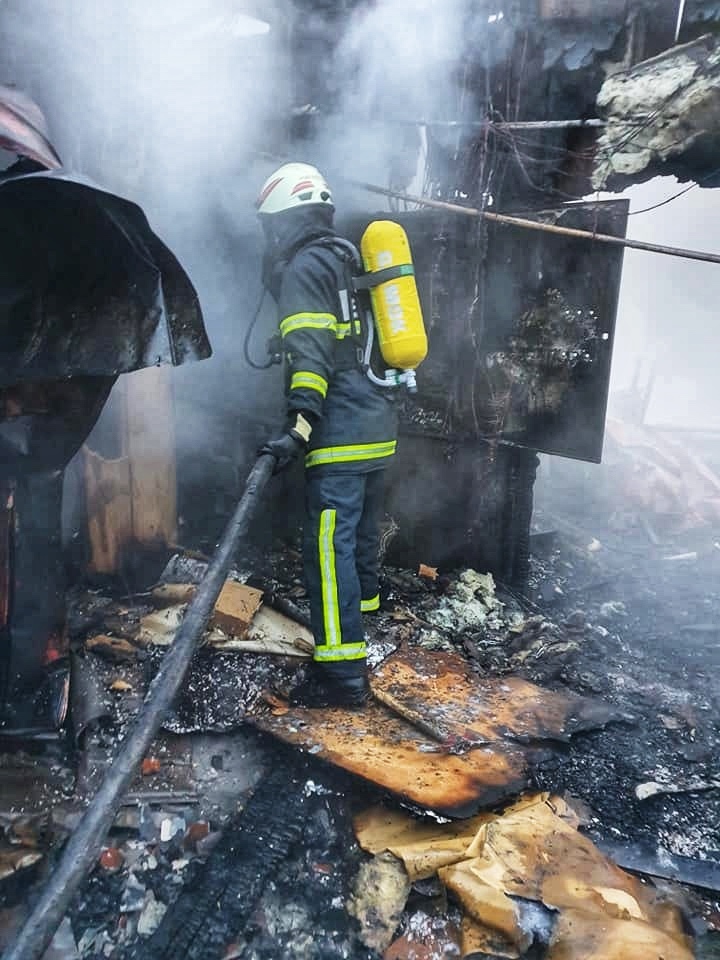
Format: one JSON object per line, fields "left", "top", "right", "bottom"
{"left": 0, "top": 0, "right": 292, "bottom": 500}
{"left": 608, "top": 178, "right": 720, "bottom": 429}
{"left": 0, "top": 1, "right": 285, "bottom": 225}
{"left": 305, "top": 0, "right": 472, "bottom": 210}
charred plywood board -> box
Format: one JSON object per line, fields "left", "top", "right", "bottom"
{"left": 250, "top": 649, "right": 619, "bottom": 817}
{"left": 373, "top": 648, "right": 620, "bottom": 747}
{"left": 251, "top": 698, "right": 529, "bottom": 817}
{"left": 138, "top": 599, "right": 313, "bottom": 658}
{"left": 215, "top": 606, "right": 313, "bottom": 658}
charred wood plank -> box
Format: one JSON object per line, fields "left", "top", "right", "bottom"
{"left": 128, "top": 762, "right": 308, "bottom": 960}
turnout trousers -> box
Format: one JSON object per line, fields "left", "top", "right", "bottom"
{"left": 303, "top": 468, "right": 386, "bottom": 677}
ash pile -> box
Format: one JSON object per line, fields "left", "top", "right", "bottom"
{"left": 2, "top": 478, "right": 719, "bottom": 960}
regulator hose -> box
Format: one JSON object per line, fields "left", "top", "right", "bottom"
{"left": 242, "top": 287, "right": 276, "bottom": 371}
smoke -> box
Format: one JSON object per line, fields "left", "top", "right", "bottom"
{"left": 3, "top": 0, "right": 715, "bottom": 541}
{"left": 0, "top": 1, "right": 283, "bottom": 210}
{"left": 302, "top": 0, "right": 475, "bottom": 211}
{"left": 608, "top": 177, "right": 720, "bottom": 430}
{"left": 0, "top": 1, "right": 292, "bottom": 512}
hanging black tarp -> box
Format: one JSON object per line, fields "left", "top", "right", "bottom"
{"left": 0, "top": 170, "right": 211, "bottom": 388}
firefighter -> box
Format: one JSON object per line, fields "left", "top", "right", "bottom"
{"left": 257, "top": 162, "right": 398, "bottom": 708}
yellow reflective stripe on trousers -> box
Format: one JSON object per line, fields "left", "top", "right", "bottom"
{"left": 314, "top": 641, "right": 367, "bottom": 662}
{"left": 305, "top": 441, "right": 397, "bottom": 468}
{"left": 290, "top": 371, "right": 328, "bottom": 397}
{"left": 280, "top": 313, "right": 337, "bottom": 337}
{"left": 319, "top": 509, "right": 341, "bottom": 649}
{"left": 361, "top": 594, "right": 380, "bottom": 613}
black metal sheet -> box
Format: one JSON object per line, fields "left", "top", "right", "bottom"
{"left": 0, "top": 171, "right": 211, "bottom": 388}
{"left": 341, "top": 198, "right": 628, "bottom": 463}
{"left": 594, "top": 837, "right": 720, "bottom": 893}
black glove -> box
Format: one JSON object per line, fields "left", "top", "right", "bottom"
{"left": 259, "top": 412, "right": 313, "bottom": 474}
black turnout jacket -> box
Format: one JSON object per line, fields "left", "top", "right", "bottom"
{"left": 265, "top": 207, "right": 398, "bottom": 474}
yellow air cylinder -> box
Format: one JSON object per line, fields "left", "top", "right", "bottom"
{"left": 360, "top": 220, "right": 428, "bottom": 370}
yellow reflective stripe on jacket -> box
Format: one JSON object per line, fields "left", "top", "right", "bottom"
{"left": 319, "top": 509, "right": 341, "bottom": 648}
{"left": 305, "top": 441, "right": 397, "bottom": 469}
{"left": 280, "top": 312, "right": 337, "bottom": 338}
{"left": 361, "top": 594, "right": 380, "bottom": 613}
{"left": 290, "top": 371, "right": 328, "bottom": 397}
{"left": 314, "top": 641, "right": 367, "bottom": 662}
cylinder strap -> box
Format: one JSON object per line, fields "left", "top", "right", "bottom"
{"left": 352, "top": 263, "right": 415, "bottom": 290}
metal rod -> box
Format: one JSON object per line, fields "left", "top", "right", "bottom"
{"left": 353, "top": 181, "right": 720, "bottom": 266}
{"left": 675, "top": 0, "right": 686, "bottom": 43}
{"left": 371, "top": 685, "right": 456, "bottom": 746}
{"left": 4, "top": 454, "right": 276, "bottom": 960}
{"left": 408, "top": 118, "right": 609, "bottom": 130}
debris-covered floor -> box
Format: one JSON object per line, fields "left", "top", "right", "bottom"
{"left": 2, "top": 424, "right": 720, "bottom": 959}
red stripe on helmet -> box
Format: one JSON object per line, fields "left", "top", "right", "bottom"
{"left": 291, "top": 179, "right": 315, "bottom": 196}
{"left": 256, "top": 176, "right": 283, "bottom": 209}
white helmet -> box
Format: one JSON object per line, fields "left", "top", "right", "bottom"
{"left": 256, "top": 162, "right": 333, "bottom": 215}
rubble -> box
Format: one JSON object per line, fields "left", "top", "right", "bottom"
{"left": 0, "top": 846, "right": 42, "bottom": 883}
{"left": 347, "top": 854, "right": 411, "bottom": 952}
{"left": 137, "top": 606, "right": 185, "bottom": 647}
{"left": 383, "top": 912, "right": 462, "bottom": 960}
{"left": 85, "top": 635, "right": 138, "bottom": 663}
{"left": 136, "top": 889, "right": 166, "bottom": 937}
{"left": 150, "top": 584, "right": 197, "bottom": 607}
{"left": 136, "top": 577, "right": 313, "bottom": 657}
{"left": 417, "top": 564, "right": 439, "bottom": 582}
{"left": 209, "top": 581, "right": 263, "bottom": 636}
{"left": 598, "top": 418, "right": 720, "bottom": 538}
{"left": 595, "top": 838, "right": 720, "bottom": 894}
{"left": 2, "top": 533, "right": 718, "bottom": 956}
{"left": 634, "top": 774, "right": 720, "bottom": 801}
{"left": 427, "top": 570, "right": 507, "bottom": 633}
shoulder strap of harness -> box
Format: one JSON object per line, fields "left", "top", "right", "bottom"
{"left": 295, "top": 236, "right": 369, "bottom": 353}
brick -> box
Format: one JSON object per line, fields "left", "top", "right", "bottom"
{"left": 99, "top": 847, "right": 124, "bottom": 872}
{"left": 210, "top": 581, "right": 263, "bottom": 638}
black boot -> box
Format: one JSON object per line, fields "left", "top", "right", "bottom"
{"left": 289, "top": 670, "right": 370, "bottom": 709}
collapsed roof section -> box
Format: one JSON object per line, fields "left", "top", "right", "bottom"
{"left": 594, "top": 33, "right": 720, "bottom": 190}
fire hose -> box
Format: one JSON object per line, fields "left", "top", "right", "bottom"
{"left": 3, "top": 454, "right": 276, "bottom": 960}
